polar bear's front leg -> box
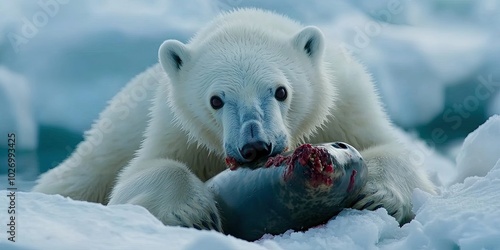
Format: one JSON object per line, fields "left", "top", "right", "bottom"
{"left": 108, "top": 159, "right": 222, "bottom": 231}
{"left": 351, "top": 144, "right": 436, "bottom": 224}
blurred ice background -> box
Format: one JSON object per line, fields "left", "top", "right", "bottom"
{"left": 0, "top": 0, "right": 499, "bottom": 185}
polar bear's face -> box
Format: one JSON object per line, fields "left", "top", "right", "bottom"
{"left": 159, "top": 26, "right": 335, "bottom": 166}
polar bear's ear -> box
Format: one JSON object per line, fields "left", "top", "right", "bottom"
{"left": 291, "top": 26, "right": 325, "bottom": 63}
{"left": 158, "top": 40, "right": 191, "bottom": 79}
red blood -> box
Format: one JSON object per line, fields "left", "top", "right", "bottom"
{"left": 298, "top": 157, "right": 307, "bottom": 166}
{"left": 283, "top": 167, "right": 294, "bottom": 181}
{"left": 347, "top": 169, "right": 357, "bottom": 192}
{"left": 225, "top": 157, "right": 239, "bottom": 170}
{"left": 324, "top": 164, "right": 334, "bottom": 173}
{"left": 267, "top": 144, "right": 336, "bottom": 187}
{"left": 324, "top": 177, "right": 333, "bottom": 186}
{"left": 264, "top": 154, "right": 290, "bottom": 168}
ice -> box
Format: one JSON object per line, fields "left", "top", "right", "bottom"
{"left": 385, "top": 159, "right": 500, "bottom": 250}
{"left": 1, "top": 0, "right": 499, "bottom": 134}
{"left": 453, "top": 115, "right": 500, "bottom": 184}
{"left": 489, "top": 92, "right": 500, "bottom": 116}
{"left": 315, "top": 0, "right": 494, "bottom": 127}
{"left": 0, "top": 67, "right": 37, "bottom": 150}
{"left": 1, "top": 0, "right": 217, "bottom": 134}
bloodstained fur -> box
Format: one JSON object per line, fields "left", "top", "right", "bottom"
{"left": 225, "top": 157, "right": 239, "bottom": 170}
{"left": 265, "top": 144, "right": 335, "bottom": 187}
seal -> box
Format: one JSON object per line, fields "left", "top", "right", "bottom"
{"left": 206, "top": 142, "right": 367, "bottom": 241}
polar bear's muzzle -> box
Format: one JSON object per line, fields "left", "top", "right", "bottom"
{"left": 225, "top": 140, "right": 275, "bottom": 170}
{"left": 224, "top": 119, "right": 286, "bottom": 169}
{"left": 222, "top": 102, "right": 289, "bottom": 170}
{"left": 240, "top": 141, "right": 273, "bottom": 162}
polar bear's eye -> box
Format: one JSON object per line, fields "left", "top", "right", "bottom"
{"left": 210, "top": 96, "right": 224, "bottom": 110}
{"left": 275, "top": 87, "right": 287, "bottom": 101}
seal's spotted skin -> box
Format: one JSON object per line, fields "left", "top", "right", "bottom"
{"left": 206, "top": 142, "right": 367, "bottom": 241}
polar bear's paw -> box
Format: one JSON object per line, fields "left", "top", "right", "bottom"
{"left": 109, "top": 159, "right": 223, "bottom": 231}
{"left": 350, "top": 179, "right": 412, "bottom": 224}
{"left": 121, "top": 185, "right": 223, "bottom": 231}
{"left": 148, "top": 176, "right": 223, "bottom": 231}
{"left": 159, "top": 193, "right": 223, "bottom": 231}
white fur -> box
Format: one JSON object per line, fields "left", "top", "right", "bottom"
{"left": 33, "top": 8, "right": 435, "bottom": 229}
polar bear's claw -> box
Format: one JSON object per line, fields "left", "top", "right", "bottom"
{"left": 350, "top": 179, "right": 408, "bottom": 224}
{"left": 159, "top": 196, "right": 222, "bottom": 232}
{"left": 191, "top": 211, "right": 222, "bottom": 231}
{"left": 191, "top": 212, "right": 222, "bottom": 231}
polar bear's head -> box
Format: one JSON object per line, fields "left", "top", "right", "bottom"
{"left": 158, "top": 9, "right": 336, "bottom": 166}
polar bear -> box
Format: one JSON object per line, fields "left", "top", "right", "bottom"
{"left": 33, "top": 8, "right": 435, "bottom": 230}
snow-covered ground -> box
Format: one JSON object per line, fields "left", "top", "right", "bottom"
{"left": 1, "top": 0, "right": 500, "bottom": 249}
{"left": 1, "top": 116, "right": 499, "bottom": 250}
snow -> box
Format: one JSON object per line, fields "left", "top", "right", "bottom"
{"left": 399, "top": 160, "right": 500, "bottom": 250}
{"left": 454, "top": 115, "right": 500, "bottom": 183}
{"left": 0, "top": 192, "right": 265, "bottom": 250}
{"left": 1, "top": 116, "right": 499, "bottom": 250}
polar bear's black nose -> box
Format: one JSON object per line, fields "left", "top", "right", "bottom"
{"left": 240, "top": 142, "right": 272, "bottom": 162}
